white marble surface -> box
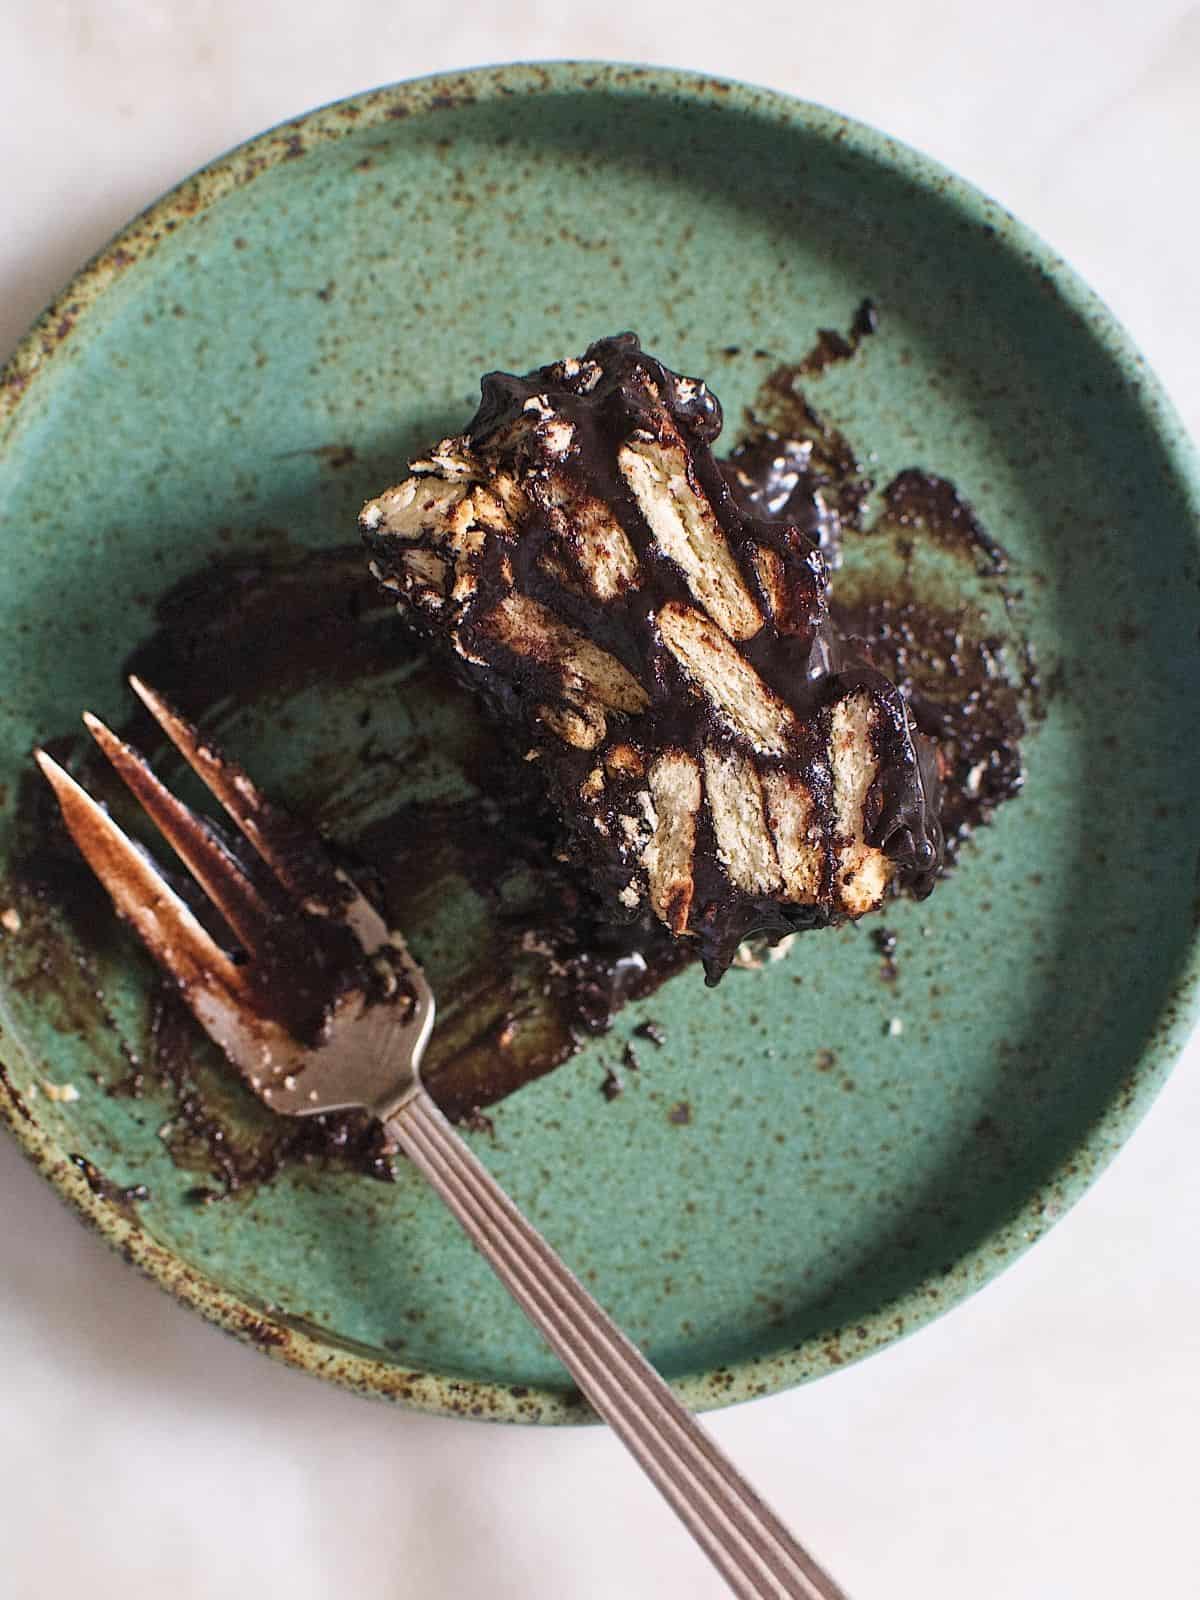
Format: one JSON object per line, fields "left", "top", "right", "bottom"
{"left": 2, "top": 5, "right": 1199, "bottom": 1597}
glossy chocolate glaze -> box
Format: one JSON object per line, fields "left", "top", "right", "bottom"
{"left": 725, "top": 364, "right": 872, "bottom": 547}
{"left": 720, "top": 300, "right": 880, "bottom": 546}
{"left": 832, "top": 590, "right": 1026, "bottom": 859}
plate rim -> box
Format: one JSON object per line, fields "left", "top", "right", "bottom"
{"left": 3, "top": 58, "right": 1199, "bottom": 1424}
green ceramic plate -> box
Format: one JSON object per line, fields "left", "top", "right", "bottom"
{"left": 2, "top": 64, "right": 1199, "bottom": 1424}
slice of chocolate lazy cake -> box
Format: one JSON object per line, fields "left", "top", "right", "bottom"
{"left": 361, "top": 334, "right": 941, "bottom": 980}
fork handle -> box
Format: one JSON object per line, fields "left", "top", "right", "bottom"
{"left": 386, "top": 1090, "right": 849, "bottom": 1600}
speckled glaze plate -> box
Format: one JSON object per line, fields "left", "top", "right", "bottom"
{"left": 2, "top": 64, "right": 1199, "bottom": 1423}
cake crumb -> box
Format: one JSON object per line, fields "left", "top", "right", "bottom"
{"left": 42, "top": 1080, "right": 80, "bottom": 1103}
{"left": 733, "top": 933, "right": 798, "bottom": 969}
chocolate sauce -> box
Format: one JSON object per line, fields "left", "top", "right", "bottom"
{"left": 728, "top": 320, "right": 1027, "bottom": 861}
{"left": 146, "top": 984, "right": 396, "bottom": 1198}
{"left": 832, "top": 589, "right": 1025, "bottom": 858}
{"left": 726, "top": 356, "right": 873, "bottom": 546}
{"left": 791, "top": 298, "right": 879, "bottom": 377}
{"left": 878, "top": 471, "right": 1009, "bottom": 577}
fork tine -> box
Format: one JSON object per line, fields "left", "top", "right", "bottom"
{"left": 127, "top": 675, "right": 347, "bottom": 913}
{"left": 82, "top": 712, "right": 280, "bottom": 958}
{"left": 34, "top": 748, "right": 246, "bottom": 1001}
{"left": 38, "top": 748, "right": 311, "bottom": 1093}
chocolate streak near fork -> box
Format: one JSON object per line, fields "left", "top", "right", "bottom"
{"left": 362, "top": 334, "right": 943, "bottom": 982}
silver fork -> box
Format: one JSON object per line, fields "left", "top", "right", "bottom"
{"left": 36, "top": 675, "right": 850, "bottom": 1600}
